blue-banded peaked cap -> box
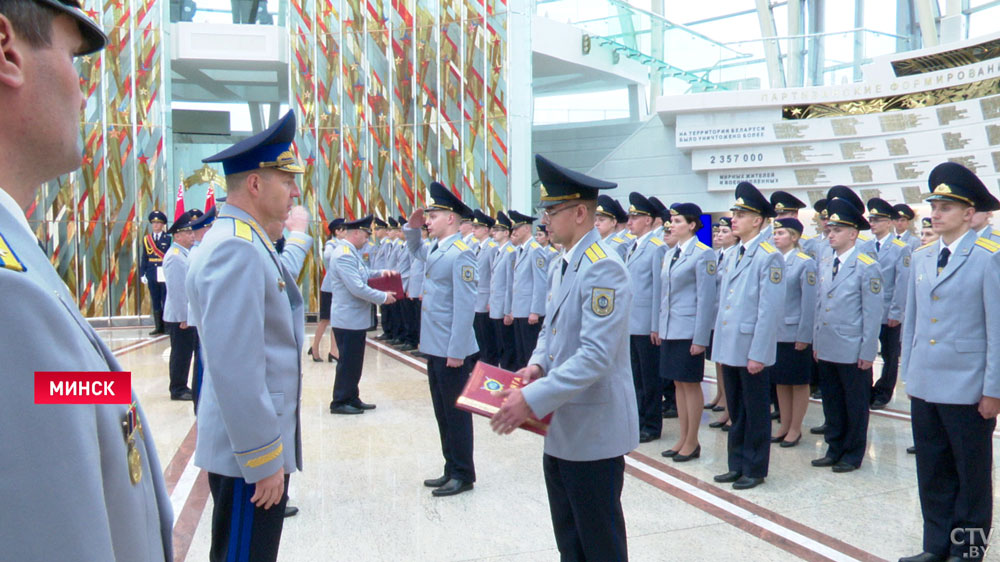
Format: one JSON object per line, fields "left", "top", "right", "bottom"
{"left": 203, "top": 111, "right": 304, "bottom": 176}
{"left": 344, "top": 215, "right": 374, "bottom": 233}
{"left": 425, "top": 181, "right": 472, "bottom": 218}
{"left": 826, "top": 197, "right": 870, "bottom": 230}
{"left": 732, "top": 182, "right": 776, "bottom": 218}
{"left": 535, "top": 154, "right": 616, "bottom": 208}
{"left": 190, "top": 206, "right": 216, "bottom": 231}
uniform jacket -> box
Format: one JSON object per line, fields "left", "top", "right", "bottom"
{"left": 812, "top": 248, "right": 883, "bottom": 363}
{"left": 475, "top": 237, "right": 499, "bottom": 313}
{"left": 320, "top": 238, "right": 342, "bottom": 292}
{"left": 977, "top": 225, "right": 1000, "bottom": 243}
{"left": 330, "top": 241, "right": 389, "bottom": 330}
{"left": 898, "top": 230, "right": 920, "bottom": 250}
{"left": 778, "top": 250, "right": 817, "bottom": 344}
{"left": 603, "top": 232, "right": 630, "bottom": 260}
{"left": 858, "top": 235, "right": 912, "bottom": 324}
{"left": 523, "top": 228, "right": 638, "bottom": 461}
{"left": 187, "top": 204, "right": 312, "bottom": 483}
{"left": 508, "top": 240, "right": 552, "bottom": 317}
{"left": 406, "top": 227, "right": 478, "bottom": 359}
{"left": 657, "top": 238, "right": 716, "bottom": 346}
{"left": 394, "top": 238, "right": 411, "bottom": 288}
{"left": 712, "top": 235, "right": 785, "bottom": 367}
{"left": 901, "top": 233, "right": 1000, "bottom": 404}
{"left": 0, "top": 206, "right": 172, "bottom": 561}
{"left": 489, "top": 240, "right": 515, "bottom": 320}
{"left": 140, "top": 231, "right": 171, "bottom": 279}
{"left": 408, "top": 239, "right": 429, "bottom": 298}
{"left": 361, "top": 239, "right": 376, "bottom": 267}
{"left": 802, "top": 234, "right": 826, "bottom": 261}
{"left": 280, "top": 232, "right": 311, "bottom": 278}
{"left": 371, "top": 238, "right": 389, "bottom": 270}
{"left": 625, "top": 231, "right": 666, "bottom": 335}
{"left": 162, "top": 243, "right": 191, "bottom": 323}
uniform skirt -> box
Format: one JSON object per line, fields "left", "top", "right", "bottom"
{"left": 660, "top": 339, "right": 705, "bottom": 383}
{"left": 319, "top": 291, "right": 333, "bottom": 320}
{"left": 767, "top": 342, "right": 811, "bottom": 385}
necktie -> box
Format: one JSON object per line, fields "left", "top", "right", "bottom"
{"left": 875, "top": 240, "right": 881, "bottom": 253}
{"left": 430, "top": 242, "right": 439, "bottom": 254}
{"left": 832, "top": 256, "right": 840, "bottom": 278}
{"left": 627, "top": 241, "right": 637, "bottom": 260}
{"left": 896, "top": 234, "right": 902, "bottom": 240}
{"left": 670, "top": 247, "right": 681, "bottom": 270}
{"left": 736, "top": 245, "right": 746, "bottom": 264}
{"left": 717, "top": 251, "right": 724, "bottom": 265}
{"left": 938, "top": 247, "right": 951, "bottom": 275}
{"left": 561, "top": 259, "right": 568, "bottom": 276}
{"left": 274, "top": 237, "right": 286, "bottom": 254}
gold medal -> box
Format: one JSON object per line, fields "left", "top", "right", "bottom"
{"left": 127, "top": 438, "right": 142, "bottom": 485}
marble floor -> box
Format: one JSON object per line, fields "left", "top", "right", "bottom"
{"left": 102, "top": 326, "right": 1000, "bottom": 562}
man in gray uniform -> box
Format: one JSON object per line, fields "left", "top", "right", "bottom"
{"left": 492, "top": 154, "right": 637, "bottom": 561}
{"left": 472, "top": 210, "right": 500, "bottom": 364}
{"left": 0, "top": 4, "right": 173, "bottom": 559}
{"left": 406, "top": 183, "right": 479, "bottom": 497}
{"left": 893, "top": 204, "right": 921, "bottom": 249}
{"left": 505, "top": 210, "right": 549, "bottom": 369}
{"left": 163, "top": 208, "right": 203, "bottom": 401}
{"left": 971, "top": 209, "right": 1000, "bottom": 242}
{"left": 490, "top": 211, "right": 517, "bottom": 369}
{"left": 188, "top": 111, "right": 313, "bottom": 562}
{"left": 899, "top": 163, "right": 1000, "bottom": 562}
{"left": 596, "top": 194, "right": 630, "bottom": 259}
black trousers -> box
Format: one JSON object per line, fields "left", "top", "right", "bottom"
{"left": 147, "top": 276, "right": 166, "bottom": 313}
{"left": 495, "top": 319, "right": 516, "bottom": 371}
{"left": 817, "top": 360, "right": 870, "bottom": 467}
{"left": 912, "top": 397, "right": 995, "bottom": 559}
{"left": 331, "top": 328, "right": 367, "bottom": 407}
{"left": 513, "top": 316, "right": 543, "bottom": 370}
{"left": 167, "top": 322, "right": 197, "bottom": 396}
{"left": 543, "top": 454, "right": 627, "bottom": 562}
{"left": 721, "top": 364, "right": 771, "bottom": 478}
{"left": 193, "top": 346, "right": 204, "bottom": 414}
{"left": 630, "top": 335, "right": 662, "bottom": 437}
{"left": 208, "top": 472, "right": 289, "bottom": 562}
{"left": 405, "top": 298, "right": 422, "bottom": 345}
{"left": 473, "top": 312, "right": 498, "bottom": 365}
{"left": 871, "top": 323, "right": 901, "bottom": 404}
{"left": 426, "top": 355, "right": 476, "bottom": 482}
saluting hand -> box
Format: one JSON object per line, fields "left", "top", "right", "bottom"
{"left": 285, "top": 205, "right": 309, "bottom": 233}
{"left": 408, "top": 209, "right": 424, "bottom": 229}
{"left": 490, "top": 387, "right": 534, "bottom": 435}
{"left": 979, "top": 396, "right": 1000, "bottom": 419}
{"left": 250, "top": 466, "right": 285, "bottom": 510}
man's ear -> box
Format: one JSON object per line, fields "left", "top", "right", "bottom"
{"left": 0, "top": 16, "right": 26, "bottom": 89}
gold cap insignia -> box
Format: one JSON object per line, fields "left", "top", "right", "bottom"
{"left": 260, "top": 150, "right": 304, "bottom": 174}
{"left": 775, "top": 203, "right": 786, "bottom": 211}
{"left": 669, "top": 208, "right": 679, "bottom": 216}
{"left": 933, "top": 183, "right": 952, "bottom": 194}
{"left": 829, "top": 213, "right": 841, "bottom": 222}
{"left": 735, "top": 197, "right": 745, "bottom": 205}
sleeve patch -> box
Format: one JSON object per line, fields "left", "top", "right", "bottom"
{"left": 234, "top": 220, "right": 253, "bottom": 242}
{"left": 903, "top": 255, "right": 911, "bottom": 267}
{"left": 536, "top": 257, "right": 546, "bottom": 269}
{"left": 706, "top": 260, "right": 717, "bottom": 275}
{"left": 591, "top": 288, "right": 615, "bottom": 316}
{"left": 870, "top": 278, "right": 882, "bottom": 294}
{"left": 769, "top": 266, "right": 782, "bottom": 284}
{"left": 806, "top": 271, "right": 816, "bottom": 285}
{"left": 461, "top": 265, "right": 475, "bottom": 282}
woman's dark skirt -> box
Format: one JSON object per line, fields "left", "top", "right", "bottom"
{"left": 660, "top": 338, "right": 705, "bottom": 383}
{"left": 319, "top": 291, "right": 333, "bottom": 320}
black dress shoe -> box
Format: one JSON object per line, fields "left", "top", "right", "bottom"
{"left": 375, "top": 333, "right": 391, "bottom": 341}
{"left": 171, "top": 389, "right": 194, "bottom": 401}
{"left": 672, "top": 446, "right": 700, "bottom": 462}
{"left": 351, "top": 399, "right": 376, "bottom": 410}
{"left": 639, "top": 432, "right": 659, "bottom": 443}
{"left": 810, "top": 423, "right": 828, "bottom": 435}
{"left": 811, "top": 456, "right": 837, "bottom": 467}
{"left": 732, "top": 476, "right": 764, "bottom": 490}
{"left": 770, "top": 433, "right": 787, "bottom": 444}
{"left": 721, "top": 424, "right": 731, "bottom": 432}
{"left": 328, "top": 353, "right": 339, "bottom": 363}
{"left": 780, "top": 435, "right": 802, "bottom": 448}
{"left": 713, "top": 471, "right": 741, "bottom": 483}
{"left": 810, "top": 390, "right": 822, "bottom": 399}
{"left": 831, "top": 461, "right": 857, "bottom": 473}
{"left": 662, "top": 408, "right": 678, "bottom": 419}
{"left": 330, "top": 404, "right": 364, "bottom": 415}
{"left": 660, "top": 449, "right": 679, "bottom": 458}
{"left": 411, "top": 351, "right": 428, "bottom": 359}
{"left": 283, "top": 505, "right": 299, "bottom": 518}
{"left": 907, "top": 446, "right": 917, "bottom": 455}
{"left": 708, "top": 420, "right": 727, "bottom": 429}
{"left": 897, "top": 552, "right": 946, "bottom": 562}
{"left": 870, "top": 400, "right": 887, "bottom": 411}
{"left": 423, "top": 474, "right": 449, "bottom": 488}
{"left": 704, "top": 402, "right": 717, "bottom": 410}
{"left": 770, "top": 410, "right": 780, "bottom": 420}
{"left": 432, "top": 479, "right": 473, "bottom": 497}
{"left": 712, "top": 405, "right": 726, "bottom": 412}
{"left": 308, "top": 348, "right": 323, "bottom": 362}
{"left": 397, "top": 343, "right": 416, "bottom": 352}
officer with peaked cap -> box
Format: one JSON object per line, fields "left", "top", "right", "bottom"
{"left": 311, "top": 217, "right": 345, "bottom": 363}
{"left": 491, "top": 155, "right": 637, "bottom": 561}
{"left": 860, "top": 198, "right": 911, "bottom": 410}
{"left": 770, "top": 190, "right": 807, "bottom": 217}
{"left": 375, "top": 217, "right": 403, "bottom": 343}
{"left": 899, "top": 162, "right": 1000, "bottom": 562}
{"left": 504, "top": 210, "right": 548, "bottom": 369}
{"left": 405, "top": 181, "right": 479, "bottom": 497}
{"left": 919, "top": 216, "right": 937, "bottom": 246}
{"left": 163, "top": 208, "right": 203, "bottom": 401}
{"left": 707, "top": 215, "right": 739, "bottom": 423}
{"left": 712, "top": 181, "right": 784, "bottom": 491}
{"left": 806, "top": 198, "right": 830, "bottom": 261}
{"left": 472, "top": 210, "right": 501, "bottom": 364}
{"left": 185, "top": 206, "right": 217, "bottom": 411}
{"left": 0, "top": 4, "right": 174, "bottom": 559}
{"left": 810, "top": 198, "right": 882, "bottom": 474}
{"left": 392, "top": 214, "right": 417, "bottom": 350}
{"left": 187, "top": 110, "right": 313, "bottom": 562}
{"left": 142, "top": 209, "right": 172, "bottom": 335}
{"left": 489, "top": 210, "right": 517, "bottom": 369}
{"left": 648, "top": 195, "right": 669, "bottom": 239}
{"left": 626, "top": 192, "right": 669, "bottom": 442}
{"left": 595, "top": 194, "right": 630, "bottom": 259}
{"left": 893, "top": 204, "right": 921, "bottom": 249}
{"left": 329, "top": 215, "right": 397, "bottom": 414}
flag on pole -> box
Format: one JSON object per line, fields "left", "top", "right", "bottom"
{"left": 174, "top": 177, "right": 185, "bottom": 221}
{"left": 205, "top": 183, "right": 216, "bottom": 213}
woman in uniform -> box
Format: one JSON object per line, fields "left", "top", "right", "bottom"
{"left": 310, "top": 218, "right": 345, "bottom": 362}
{"left": 767, "top": 218, "right": 816, "bottom": 447}
{"left": 708, "top": 217, "right": 738, "bottom": 429}
{"left": 919, "top": 216, "right": 937, "bottom": 246}
{"left": 658, "top": 203, "right": 717, "bottom": 462}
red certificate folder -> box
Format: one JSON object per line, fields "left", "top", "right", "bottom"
{"left": 455, "top": 361, "right": 553, "bottom": 436}
{"left": 367, "top": 273, "right": 406, "bottom": 301}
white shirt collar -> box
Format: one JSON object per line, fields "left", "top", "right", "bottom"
{"left": 940, "top": 229, "right": 973, "bottom": 255}
{"left": 877, "top": 232, "right": 893, "bottom": 246}
{"left": 635, "top": 229, "right": 654, "bottom": 247}
{"left": 783, "top": 248, "right": 796, "bottom": 261}
{"left": 676, "top": 235, "right": 696, "bottom": 255}
{"left": 0, "top": 187, "right": 33, "bottom": 237}
{"left": 836, "top": 246, "right": 856, "bottom": 263}
{"left": 741, "top": 231, "right": 762, "bottom": 252}
{"left": 562, "top": 232, "right": 589, "bottom": 269}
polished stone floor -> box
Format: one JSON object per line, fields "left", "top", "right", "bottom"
{"left": 101, "top": 326, "right": 1000, "bottom": 562}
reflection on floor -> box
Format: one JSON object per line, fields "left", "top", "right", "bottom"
{"left": 102, "top": 325, "right": 1000, "bottom": 562}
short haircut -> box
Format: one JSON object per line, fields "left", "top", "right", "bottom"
{"left": 0, "top": 0, "right": 58, "bottom": 49}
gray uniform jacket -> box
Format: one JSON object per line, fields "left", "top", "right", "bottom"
{"left": 898, "top": 230, "right": 920, "bottom": 250}
{"left": 625, "top": 232, "right": 667, "bottom": 335}
{"left": 858, "top": 236, "right": 912, "bottom": 324}
{"left": 163, "top": 243, "right": 191, "bottom": 323}
{"left": 657, "top": 239, "right": 717, "bottom": 346}
{"left": 320, "top": 238, "right": 341, "bottom": 292}
{"left": 187, "top": 205, "right": 312, "bottom": 482}
{"left": 901, "top": 233, "right": 1000, "bottom": 404}
{"left": 280, "top": 232, "right": 311, "bottom": 278}
{"left": 802, "top": 234, "right": 827, "bottom": 261}
{"left": 489, "top": 241, "right": 515, "bottom": 320}
{"left": 523, "top": 228, "right": 638, "bottom": 461}
{"left": 711, "top": 236, "right": 785, "bottom": 367}
{"left": 361, "top": 239, "right": 376, "bottom": 267}
{"left": 778, "top": 250, "right": 817, "bottom": 344}
{"left": 408, "top": 239, "right": 430, "bottom": 298}
{"left": 330, "top": 242, "right": 389, "bottom": 330}
{"left": 812, "top": 249, "right": 882, "bottom": 364}
{"left": 977, "top": 225, "right": 1000, "bottom": 243}
{"left": 0, "top": 207, "right": 173, "bottom": 561}
{"left": 394, "top": 239, "right": 412, "bottom": 291}
{"left": 371, "top": 239, "right": 389, "bottom": 270}
{"left": 603, "top": 232, "right": 630, "bottom": 260}
{"left": 475, "top": 238, "right": 499, "bottom": 313}
{"left": 406, "top": 227, "right": 479, "bottom": 359}
{"left": 509, "top": 240, "right": 551, "bottom": 317}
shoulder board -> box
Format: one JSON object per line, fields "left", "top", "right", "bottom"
{"left": 626, "top": 233, "right": 637, "bottom": 239}
{"left": 548, "top": 246, "right": 558, "bottom": 253}
{"left": 858, "top": 232, "right": 872, "bottom": 241}
{"left": 530, "top": 241, "right": 540, "bottom": 249}
{"left": 611, "top": 236, "right": 624, "bottom": 243}
{"left": 341, "top": 245, "right": 351, "bottom": 255}
{"left": 993, "top": 229, "right": 1000, "bottom": 237}
{"left": 584, "top": 242, "right": 608, "bottom": 263}
{"left": 695, "top": 241, "right": 710, "bottom": 251}
{"left": 506, "top": 245, "right": 515, "bottom": 253}
{"left": 471, "top": 236, "right": 479, "bottom": 244}
{"left": 759, "top": 241, "right": 776, "bottom": 254}
{"left": 233, "top": 219, "right": 253, "bottom": 242}
{"left": 797, "top": 252, "right": 811, "bottom": 260}
{"left": 801, "top": 234, "right": 813, "bottom": 240}
{"left": 891, "top": 238, "right": 907, "bottom": 248}
{"left": 454, "top": 240, "right": 469, "bottom": 252}
{"left": 172, "top": 248, "right": 180, "bottom": 255}
{"left": 857, "top": 253, "right": 875, "bottom": 265}
{"left": 488, "top": 240, "right": 497, "bottom": 248}
{"left": 0, "top": 231, "right": 26, "bottom": 272}
{"left": 915, "top": 242, "right": 935, "bottom": 252}
{"left": 975, "top": 238, "right": 1000, "bottom": 253}
{"left": 649, "top": 237, "right": 665, "bottom": 246}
